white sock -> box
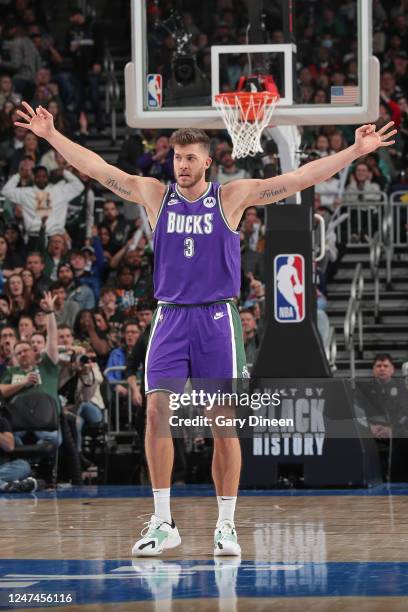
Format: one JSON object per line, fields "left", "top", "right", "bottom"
{"left": 218, "top": 496, "right": 237, "bottom": 524}
{"left": 152, "top": 487, "right": 171, "bottom": 523}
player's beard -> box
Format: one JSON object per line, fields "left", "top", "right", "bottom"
{"left": 176, "top": 168, "right": 205, "bottom": 189}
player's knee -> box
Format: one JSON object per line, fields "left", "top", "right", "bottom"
{"left": 213, "top": 436, "right": 240, "bottom": 451}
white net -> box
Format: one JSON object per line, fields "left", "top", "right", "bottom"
{"left": 215, "top": 93, "right": 279, "bottom": 159}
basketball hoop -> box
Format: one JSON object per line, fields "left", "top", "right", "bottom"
{"left": 215, "top": 91, "right": 279, "bottom": 159}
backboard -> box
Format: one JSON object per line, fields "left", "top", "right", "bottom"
{"left": 125, "top": 0, "right": 379, "bottom": 128}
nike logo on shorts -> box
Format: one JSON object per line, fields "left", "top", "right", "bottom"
{"left": 214, "top": 312, "right": 225, "bottom": 320}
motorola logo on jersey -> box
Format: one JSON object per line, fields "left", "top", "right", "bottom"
{"left": 274, "top": 254, "right": 305, "bottom": 323}
{"left": 203, "top": 197, "right": 216, "bottom": 208}
{"left": 166, "top": 212, "right": 214, "bottom": 235}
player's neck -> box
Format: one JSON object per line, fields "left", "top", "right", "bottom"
{"left": 176, "top": 179, "right": 209, "bottom": 202}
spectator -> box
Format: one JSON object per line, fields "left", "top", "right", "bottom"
{"left": 0, "top": 74, "right": 22, "bottom": 109}
{"left": 8, "top": 131, "right": 41, "bottom": 175}
{"left": 50, "top": 280, "right": 79, "bottom": 328}
{"left": 71, "top": 346, "right": 105, "bottom": 455}
{"left": 18, "top": 315, "right": 35, "bottom": 341}
{"left": 136, "top": 135, "right": 174, "bottom": 182}
{"left": 0, "top": 234, "right": 20, "bottom": 278}
{"left": 135, "top": 302, "right": 154, "bottom": 331}
{"left": 4, "top": 272, "right": 33, "bottom": 323}
{"left": 239, "top": 309, "right": 259, "bottom": 367}
{"left": 240, "top": 210, "right": 265, "bottom": 279}
{"left": 315, "top": 174, "right": 341, "bottom": 210}
{"left": 2, "top": 165, "right": 84, "bottom": 239}
{"left": 26, "top": 252, "right": 51, "bottom": 295}
{"left": 357, "top": 354, "right": 408, "bottom": 481}
{"left": 115, "top": 265, "right": 143, "bottom": 315}
{"left": 364, "top": 152, "right": 390, "bottom": 189}
{"left": 0, "top": 295, "right": 11, "bottom": 327}
{"left": 106, "top": 319, "right": 141, "bottom": 397}
{"left": 16, "top": 156, "right": 35, "bottom": 187}
{"left": 0, "top": 100, "right": 17, "bottom": 144}
{"left": 313, "top": 134, "right": 330, "bottom": 158}
{"left": 57, "top": 262, "right": 95, "bottom": 311}
{"left": 0, "top": 292, "right": 61, "bottom": 448}
{"left": 329, "top": 132, "right": 348, "bottom": 155}
{"left": 100, "top": 200, "right": 131, "bottom": 252}
{"left": 66, "top": 7, "right": 105, "bottom": 132}
{"left": 3, "top": 223, "right": 26, "bottom": 268}
{"left": 30, "top": 331, "right": 46, "bottom": 363}
{"left": 0, "top": 21, "right": 42, "bottom": 98}
{"left": 0, "top": 325, "right": 17, "bottom": 375}
{"left": 98, "top": 286, "right": 124, "bottom": 346}
{"left": 68, "top": 249, "right": 100, "bottom": 301}
{"left": 0, "top": 409, "right": 36, "bottom": 493}
{"left": 44, "top": 233, "right": 68, "bottom": 280}
{"left": 345, "top": 162, "right": 382, "bottom": 201}
{"left": 45, "top": 99, "right": 71, "bottom": 137}
{"left": 29, "top": 27, "right": 63, "bottom": 72}
{"left": 0, "top": 124, "right": 25, "bottom": 178}
{"left": 216, "top": 150, "right": 250, "bottom": 184}
{"left": 117, "top": 129, "right": 144, "bottom": 174}
{"left": 73, "top": 310, "right": 110, "bottom": 362}
{"left": 21, "top": 268, "right": 35, "bottom": 294}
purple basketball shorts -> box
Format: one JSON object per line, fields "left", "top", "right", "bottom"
{"left": 145, "top": 300, "right": 247, "bottom": 394}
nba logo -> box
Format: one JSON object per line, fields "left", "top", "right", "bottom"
{"left": 274, "top": 254, "right": 305, "bottom": 323}
{"left": 147, "top": 74, "right": 162, "bottom": 108}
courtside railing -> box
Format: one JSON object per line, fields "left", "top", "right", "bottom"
{"left": 390, "top": 191, "right": 408, "bottom": 247}
{"left": 369, "top": 231, "right": 382, "bottom": 322}
{"left": 104, "top": 48, "right": 120, "bottom": 145}
{"left": 104, "top": 366, "right": 135, "bottom": 437}
{"left": 332, "top": 191, "right": 388, "bottom": 247}
{"left": 344, "top": 263, "right": 364, "bottom": 381}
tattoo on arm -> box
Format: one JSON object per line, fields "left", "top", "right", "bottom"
{"left": 105, "top": 177, "right": 132, "bottom": 197}
{"left": 259, "top": 186, "right": 287, "bottom": 200}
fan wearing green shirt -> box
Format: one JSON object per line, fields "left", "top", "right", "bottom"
{"left": 0, "top": 292, "right": 61, "bottom": 447}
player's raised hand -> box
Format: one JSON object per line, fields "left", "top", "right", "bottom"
{"left": 14, "top": 102, "right": 55, "bottom": 140}
{"left": 354, "top": 122, "right": 397, "bottom": 156}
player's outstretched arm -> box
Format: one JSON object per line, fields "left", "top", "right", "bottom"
{"left": 15, "top": 102, "right": 166, "bottom": 211}
{"left": 222, "top": 122, "right": 397, "bottom": 216}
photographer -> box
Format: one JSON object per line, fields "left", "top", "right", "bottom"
{"left": 58, "top": 340, "right": 104, "bottom": 455}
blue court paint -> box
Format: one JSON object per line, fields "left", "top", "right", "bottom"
{"left": 2, "top": 483, "right": 408, "bottom": 500}
{"left": 1, "top": 559, "right": 408, "bottom": 608}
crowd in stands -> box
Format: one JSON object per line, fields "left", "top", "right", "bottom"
{"left": 0, "top": 0, "right": 407, "bottom": 489}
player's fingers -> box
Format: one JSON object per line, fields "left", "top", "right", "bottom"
{"left": 380, "top": 140, "right": 395, "bottom": 147}
{"left": 21, "top": 101, "right": 36, "bottom": 116}
{"left": 381, "top": 129, "right": 397, "bottom": 140}
{"left": 356, "top": 124, "right": 369, "bottom": 134}
{"left": 377, "top": 121, "right": 394, "bottom": 136}
{"left": 39, "top": 105, "right": 52, "bottom": 118}
{"left": 14, "top": 121, "right": 30, "bottom": 129}
{"left": 16, "top": 109, "right": 32, "bottom": 122}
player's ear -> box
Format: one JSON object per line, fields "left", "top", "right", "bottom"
{"left": 205, "top": 156, "right": 212, "bottom": 169}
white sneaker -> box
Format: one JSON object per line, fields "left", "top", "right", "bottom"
{"left": 132, "top": 515, "right": 181, "bottom": 557}
{"left": 214, "top": 519, "right": 241, "bottom": 556}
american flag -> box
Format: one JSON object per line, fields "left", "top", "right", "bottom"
{"left": 330, "top": 86, "right": 360, "bottom": 105}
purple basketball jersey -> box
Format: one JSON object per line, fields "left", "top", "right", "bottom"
{"left": 153, "top": 182, "right": 241, "bottom": 304}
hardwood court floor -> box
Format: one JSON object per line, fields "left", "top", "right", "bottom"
{"left": 1, "top": 485, "right": 408, "bottom": 610}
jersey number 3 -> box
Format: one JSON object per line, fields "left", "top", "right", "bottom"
{"left": 184, "top": 237, "right": 195, "bottom": 258}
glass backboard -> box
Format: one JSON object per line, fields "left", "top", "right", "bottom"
{"left": 125, "top": 0, "right": 379, "bottom": 128}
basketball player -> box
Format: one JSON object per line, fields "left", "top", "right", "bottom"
{"left": 14, "top": 102, "right": 396, "bottom": 556}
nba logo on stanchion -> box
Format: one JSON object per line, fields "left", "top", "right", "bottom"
{"left": 147, "top": 74, "right": 162, "bottom": 108}
{"left": 274, "top": 254, "right": 305, "bottom": 323}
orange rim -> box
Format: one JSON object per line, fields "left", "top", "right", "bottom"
{"left": 215, "top": 92, "right": 279, "bottom": 121}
